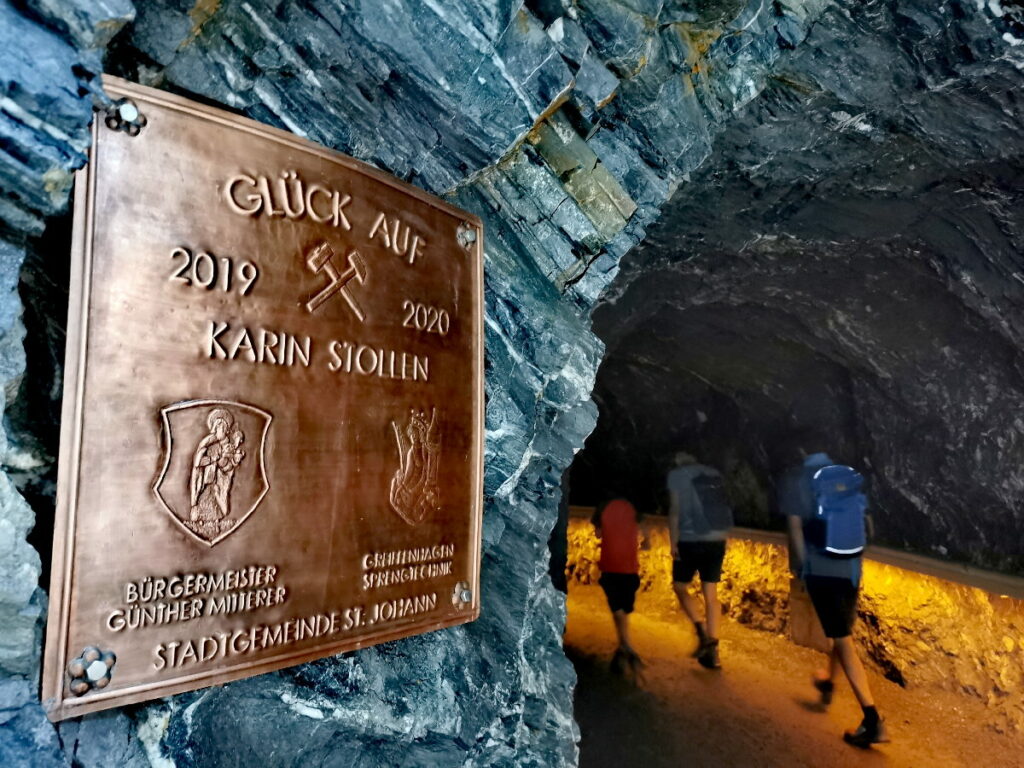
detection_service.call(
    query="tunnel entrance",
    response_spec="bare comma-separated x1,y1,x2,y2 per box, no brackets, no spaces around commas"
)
560,10,1024,756
569,233,1024,573
567,160,1024,578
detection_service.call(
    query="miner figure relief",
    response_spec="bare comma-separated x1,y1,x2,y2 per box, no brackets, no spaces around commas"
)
188,407,246,539
389,408,442,526
154,400,272,546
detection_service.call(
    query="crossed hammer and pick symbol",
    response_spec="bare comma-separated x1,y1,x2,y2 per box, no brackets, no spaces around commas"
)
304,241,368,321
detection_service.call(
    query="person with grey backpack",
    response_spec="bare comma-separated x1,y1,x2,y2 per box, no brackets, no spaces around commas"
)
779,448,889,748
667,451,734,669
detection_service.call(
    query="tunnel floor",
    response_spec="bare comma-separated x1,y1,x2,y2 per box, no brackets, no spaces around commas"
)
565,584,1022,767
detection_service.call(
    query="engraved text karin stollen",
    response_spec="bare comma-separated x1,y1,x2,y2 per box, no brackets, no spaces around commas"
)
154,400,272,546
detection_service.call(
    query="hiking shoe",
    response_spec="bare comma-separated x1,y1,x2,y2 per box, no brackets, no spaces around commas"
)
626,649,646,681
691,622,709,657
813,677,834,706
696,639,721,669
610,648,629,676
843,718,889,748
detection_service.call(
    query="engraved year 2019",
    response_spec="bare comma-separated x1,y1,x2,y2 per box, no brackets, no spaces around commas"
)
170,247,259,295
401,301,450,335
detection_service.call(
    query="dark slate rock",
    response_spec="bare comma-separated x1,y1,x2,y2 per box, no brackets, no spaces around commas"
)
59,708,150,768
574,52,619,106
20,0,136,50
0,3,98,233
0,0,912,765
582,0,1024,575
549,16,593,67
574,0,652,76
0,679,64,767
492,9,575,118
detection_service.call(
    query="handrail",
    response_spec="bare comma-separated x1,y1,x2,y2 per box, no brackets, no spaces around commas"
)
568,507,1024,600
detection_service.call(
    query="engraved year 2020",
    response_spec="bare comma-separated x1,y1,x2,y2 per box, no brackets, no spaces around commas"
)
170,247,259,295
401,301,450,336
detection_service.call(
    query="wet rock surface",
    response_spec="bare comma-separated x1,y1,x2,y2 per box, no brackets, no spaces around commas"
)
576,0,1024,574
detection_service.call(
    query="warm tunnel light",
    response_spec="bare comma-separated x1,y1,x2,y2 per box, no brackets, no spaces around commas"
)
566,514,1024,732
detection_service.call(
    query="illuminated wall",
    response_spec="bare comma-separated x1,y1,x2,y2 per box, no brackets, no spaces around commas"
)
567,516,1024,731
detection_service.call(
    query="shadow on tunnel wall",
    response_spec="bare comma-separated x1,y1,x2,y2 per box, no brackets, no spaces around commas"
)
8,216,73,594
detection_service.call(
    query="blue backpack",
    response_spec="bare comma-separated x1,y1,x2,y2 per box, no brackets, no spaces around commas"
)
810,465,867,558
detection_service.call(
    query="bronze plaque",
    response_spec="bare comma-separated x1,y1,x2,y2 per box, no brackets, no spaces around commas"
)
42,77,483,721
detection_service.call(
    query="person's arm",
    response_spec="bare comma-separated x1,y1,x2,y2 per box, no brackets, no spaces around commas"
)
668,490,680,558
787,515,806,576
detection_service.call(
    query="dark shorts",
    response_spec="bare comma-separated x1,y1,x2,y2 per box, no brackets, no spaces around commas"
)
673,540,726,584
599,572,641,614
805,574,859,638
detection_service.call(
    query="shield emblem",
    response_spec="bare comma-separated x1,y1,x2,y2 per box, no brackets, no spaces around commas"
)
389,407,442,526
153,399,272,546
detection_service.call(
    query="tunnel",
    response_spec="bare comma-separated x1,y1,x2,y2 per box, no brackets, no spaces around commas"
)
2,0,1024,766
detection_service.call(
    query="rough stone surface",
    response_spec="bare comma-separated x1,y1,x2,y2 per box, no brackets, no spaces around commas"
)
20,0,136,52
0,2,103,237
0,237,43,682
4,0,980,764
577,0,1024,574
0,678,64,768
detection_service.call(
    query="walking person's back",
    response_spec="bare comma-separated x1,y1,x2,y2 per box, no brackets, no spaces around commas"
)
780,449,889,748
667,452,733,669
592,496,645,676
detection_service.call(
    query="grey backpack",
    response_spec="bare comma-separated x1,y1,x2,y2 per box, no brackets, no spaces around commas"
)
692,473,734,533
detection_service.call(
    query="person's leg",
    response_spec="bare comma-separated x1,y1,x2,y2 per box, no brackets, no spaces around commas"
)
695,580,722,669
813,640,841,681
673,544,706,639
700,580,720,640
673,580,702,626
611,609,633,653
836,633,887,746
698,540,726,641
811,641,838,706
833,636,874,707
821,579,887,747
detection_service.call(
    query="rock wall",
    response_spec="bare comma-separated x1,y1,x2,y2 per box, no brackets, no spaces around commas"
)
575,0,1024,575
1,0,861,765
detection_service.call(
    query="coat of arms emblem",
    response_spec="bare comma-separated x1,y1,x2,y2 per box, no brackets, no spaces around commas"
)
389,408,441,526
153,400,272,546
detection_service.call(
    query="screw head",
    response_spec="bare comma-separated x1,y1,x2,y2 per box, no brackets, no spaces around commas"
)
118,101,139,123
456,223,478,249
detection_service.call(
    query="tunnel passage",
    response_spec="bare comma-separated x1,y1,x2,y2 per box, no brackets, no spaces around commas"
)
573,238,1024,573
571,2,1024,576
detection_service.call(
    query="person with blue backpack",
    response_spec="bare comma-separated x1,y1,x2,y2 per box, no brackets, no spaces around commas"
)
667,451,734,669
779,448,889,748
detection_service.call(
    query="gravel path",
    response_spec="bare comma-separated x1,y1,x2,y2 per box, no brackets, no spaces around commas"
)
566,584,1023,768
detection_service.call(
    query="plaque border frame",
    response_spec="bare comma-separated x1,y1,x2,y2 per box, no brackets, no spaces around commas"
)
41,76,485,721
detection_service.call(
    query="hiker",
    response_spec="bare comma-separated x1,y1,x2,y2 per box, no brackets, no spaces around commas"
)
667,452,733,669
592,494,645,676
779,448,888,748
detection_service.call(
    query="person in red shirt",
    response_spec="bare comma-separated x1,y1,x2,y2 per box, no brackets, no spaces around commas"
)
592,496,645,675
